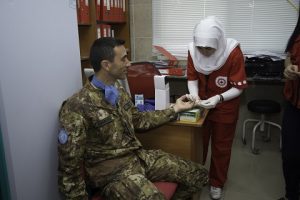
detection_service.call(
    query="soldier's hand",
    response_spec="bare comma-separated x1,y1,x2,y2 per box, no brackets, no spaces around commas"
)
172,94,196,113
186,94,201,105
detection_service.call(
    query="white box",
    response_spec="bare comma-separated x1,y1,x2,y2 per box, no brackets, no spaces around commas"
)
154,75,169,90
154,75,170,110
155,88,170,110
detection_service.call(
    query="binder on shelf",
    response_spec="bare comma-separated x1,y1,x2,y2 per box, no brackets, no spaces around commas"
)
116,0,120,22
111,29,115,38
97,24,104,38
77,0,79,22
117,0,121,22
100,0,110,22
97,26,101,38
111,0,117,22
107,0,114,22
121,0,126,22
95,0,101,21
107,24,111,37
116,0,119,22
109,0,114,22
97,24,111,38
98,0,125,23
77,0,90,24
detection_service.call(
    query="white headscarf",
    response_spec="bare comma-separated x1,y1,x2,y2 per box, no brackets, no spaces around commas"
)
188,16,239,75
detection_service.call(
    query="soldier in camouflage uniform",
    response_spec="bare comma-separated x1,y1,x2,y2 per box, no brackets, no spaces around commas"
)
58,37,208,200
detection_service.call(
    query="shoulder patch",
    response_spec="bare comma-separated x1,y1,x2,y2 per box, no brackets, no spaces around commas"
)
95,116,113,127
58,129,68,144
123,101,132,111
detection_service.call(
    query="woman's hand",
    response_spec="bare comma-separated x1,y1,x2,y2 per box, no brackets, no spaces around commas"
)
199,95,220,109
284,65,300,80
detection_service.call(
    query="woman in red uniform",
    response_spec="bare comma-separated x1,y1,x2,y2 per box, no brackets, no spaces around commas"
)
279,5,300,200
187,16,247,200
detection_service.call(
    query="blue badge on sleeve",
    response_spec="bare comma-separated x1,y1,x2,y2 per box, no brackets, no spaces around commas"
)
58,129,68,144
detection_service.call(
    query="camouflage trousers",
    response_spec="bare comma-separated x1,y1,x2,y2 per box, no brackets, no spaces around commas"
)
102,149,208,200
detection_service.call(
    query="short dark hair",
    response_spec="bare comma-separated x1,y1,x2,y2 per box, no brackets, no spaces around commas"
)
90,37,125,72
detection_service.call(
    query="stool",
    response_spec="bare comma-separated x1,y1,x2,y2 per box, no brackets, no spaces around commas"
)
242,99,282,154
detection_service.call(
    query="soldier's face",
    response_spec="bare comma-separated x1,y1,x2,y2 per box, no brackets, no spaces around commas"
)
109,45,130,80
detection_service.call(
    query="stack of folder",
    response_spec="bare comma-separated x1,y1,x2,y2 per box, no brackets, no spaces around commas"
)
97,24,112,38
95,0,126,23
153,45,178,66
152,46,185,76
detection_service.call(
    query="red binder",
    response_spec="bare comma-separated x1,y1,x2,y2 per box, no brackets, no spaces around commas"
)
97,25,101,38
115,0,120,22
107,24,111,37
107,0,114,22
97,24,111,38
95,0,101,21
77,0,90,24
111,0,116,22
111,28,115,38
117,0,121,22
100,0,110,22
121,0,126,22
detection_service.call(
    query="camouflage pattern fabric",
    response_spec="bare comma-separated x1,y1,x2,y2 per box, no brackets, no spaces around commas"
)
103,149,208,200
58,81,208,199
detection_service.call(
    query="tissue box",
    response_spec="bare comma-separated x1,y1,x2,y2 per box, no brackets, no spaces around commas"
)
155,88,170,110
154,75,170,110
179,109,201,122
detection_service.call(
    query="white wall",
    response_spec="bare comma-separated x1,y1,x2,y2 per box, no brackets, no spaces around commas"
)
0,0,82,199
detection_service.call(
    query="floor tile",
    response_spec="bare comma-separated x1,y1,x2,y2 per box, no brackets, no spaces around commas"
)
198,126,285,200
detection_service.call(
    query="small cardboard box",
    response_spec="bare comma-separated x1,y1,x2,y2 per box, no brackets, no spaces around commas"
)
179,109,201,122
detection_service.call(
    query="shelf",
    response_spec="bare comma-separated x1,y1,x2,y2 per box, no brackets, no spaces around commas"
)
96,20,126,25
81,56,89,61
78,23,92,27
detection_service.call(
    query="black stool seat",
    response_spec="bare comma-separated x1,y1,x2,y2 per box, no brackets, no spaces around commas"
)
248,99,281,114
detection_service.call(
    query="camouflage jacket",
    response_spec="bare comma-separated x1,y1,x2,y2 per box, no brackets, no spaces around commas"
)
58,81,176,200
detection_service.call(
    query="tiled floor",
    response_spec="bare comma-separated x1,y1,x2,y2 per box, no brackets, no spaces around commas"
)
199,125,285,200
